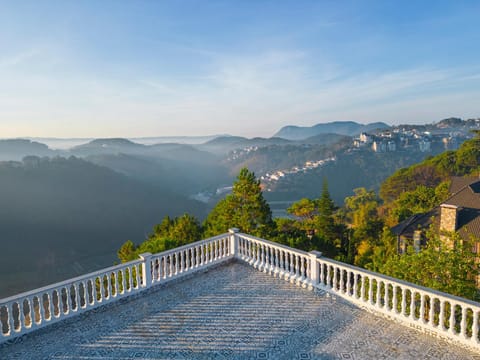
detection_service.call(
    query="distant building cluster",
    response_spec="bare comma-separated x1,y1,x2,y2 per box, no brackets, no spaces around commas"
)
260,157,336,187
352,127,472,153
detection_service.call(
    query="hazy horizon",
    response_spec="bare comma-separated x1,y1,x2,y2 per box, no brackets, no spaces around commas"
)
1,1,479,138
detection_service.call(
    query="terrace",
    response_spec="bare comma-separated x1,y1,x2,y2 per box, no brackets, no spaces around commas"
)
1,230,479,359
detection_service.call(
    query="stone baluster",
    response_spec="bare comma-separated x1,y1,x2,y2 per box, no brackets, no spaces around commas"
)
339,269,344,293
26,298,33,328
168,254,173,277
419,294,426,323
81,281,88,306
280,250,285,276
180,251,185,273
62,285,72,314
368,277,374,305
47,293,54,319
333,266,339,291
276,249,281,273
38,296,46,322
284,252,289,275
353,272,358,298
409,291,416,320
72,285,78,309
376,280,381,307
346,271,352,295
7,304,14,335
449,303,456,335
264,246,269,271
252,241,256,264
401,288,407,316
271,248,276,274
295,255,300,279
300,256,306,281
461,306,468,339
199,245,204,266
384,283,389,310
174,253,179,275
196,246,200,267
106,275,112,299
392,285,398,313
161,257,166,280
319,262,324,286
258,243,263,269
19,300,27,331
439,300,446,330
326,265,331,289
429,297,435,326
238,237,243,258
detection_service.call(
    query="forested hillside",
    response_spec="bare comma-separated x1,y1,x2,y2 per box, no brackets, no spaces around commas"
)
0,156,205,297
380,133,480,202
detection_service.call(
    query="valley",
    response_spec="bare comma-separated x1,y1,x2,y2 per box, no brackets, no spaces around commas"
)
0,118,479,296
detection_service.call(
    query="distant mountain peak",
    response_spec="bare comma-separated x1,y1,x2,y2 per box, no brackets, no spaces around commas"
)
274,121,390,140
87,138,143,147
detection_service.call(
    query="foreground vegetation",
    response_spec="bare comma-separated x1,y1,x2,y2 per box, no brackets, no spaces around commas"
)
119,132,480,301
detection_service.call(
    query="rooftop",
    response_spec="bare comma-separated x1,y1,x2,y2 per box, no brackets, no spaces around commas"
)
1,261,477,360
1,232,479,359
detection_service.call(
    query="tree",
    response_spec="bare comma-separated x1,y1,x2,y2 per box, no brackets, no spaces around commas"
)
117,240,136,263
315,179,337,245
203,168,274,237
117,214,202,263
379,229,479,300
344,188,384,266
386,181,450,225
168,214,202,246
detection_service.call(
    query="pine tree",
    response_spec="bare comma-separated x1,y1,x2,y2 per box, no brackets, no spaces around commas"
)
204,168,274,237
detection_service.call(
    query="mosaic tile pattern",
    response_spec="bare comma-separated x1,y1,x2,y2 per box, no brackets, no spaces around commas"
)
1,261,479,359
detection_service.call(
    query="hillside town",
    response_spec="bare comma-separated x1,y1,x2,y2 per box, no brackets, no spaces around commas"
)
260,157,336,189
353,119,480,153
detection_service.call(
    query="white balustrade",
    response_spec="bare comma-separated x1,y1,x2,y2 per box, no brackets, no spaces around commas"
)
236,234,310,286
2,230,480,352
316,256,480,350
0,233,233,343
234,232,480,351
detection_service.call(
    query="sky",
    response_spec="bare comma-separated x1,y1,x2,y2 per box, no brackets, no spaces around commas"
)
0,0,479,138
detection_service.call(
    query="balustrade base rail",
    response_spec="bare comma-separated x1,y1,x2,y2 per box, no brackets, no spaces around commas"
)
2,230,480,352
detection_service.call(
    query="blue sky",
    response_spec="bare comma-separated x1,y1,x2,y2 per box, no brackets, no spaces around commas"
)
1,0,479,138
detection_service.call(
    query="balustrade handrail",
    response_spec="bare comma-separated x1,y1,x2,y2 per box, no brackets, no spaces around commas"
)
236,232,309,256
0,233,231,305
0,259,143,305
316,256,480,308
237,232,480,309
150,233,230,259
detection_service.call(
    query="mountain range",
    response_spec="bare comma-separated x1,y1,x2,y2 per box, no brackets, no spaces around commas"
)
273,121,390,140
1,118,476,296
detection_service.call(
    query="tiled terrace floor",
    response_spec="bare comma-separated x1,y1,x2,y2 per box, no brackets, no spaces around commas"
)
1,261,479,360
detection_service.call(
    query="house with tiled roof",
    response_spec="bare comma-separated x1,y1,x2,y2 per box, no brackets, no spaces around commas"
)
392,176,480,254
